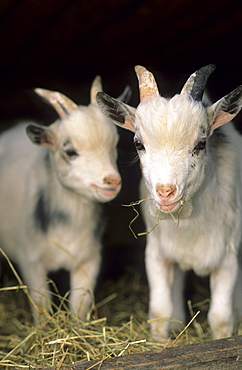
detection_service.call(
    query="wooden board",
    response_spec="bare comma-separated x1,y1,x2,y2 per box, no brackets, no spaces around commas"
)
40,335,242,369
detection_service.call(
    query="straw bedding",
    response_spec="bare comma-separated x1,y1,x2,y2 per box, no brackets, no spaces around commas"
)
0,252,213,369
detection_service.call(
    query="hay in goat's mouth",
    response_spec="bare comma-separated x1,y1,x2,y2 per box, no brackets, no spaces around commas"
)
123,197,187,238
123,198,160,238
0,256,212,368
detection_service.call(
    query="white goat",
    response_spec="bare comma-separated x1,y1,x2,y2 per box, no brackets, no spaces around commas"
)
97,65,242,340
0,76,127,321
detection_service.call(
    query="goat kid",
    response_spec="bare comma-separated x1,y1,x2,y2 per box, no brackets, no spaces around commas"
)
97,65,242,340
0,76,127,321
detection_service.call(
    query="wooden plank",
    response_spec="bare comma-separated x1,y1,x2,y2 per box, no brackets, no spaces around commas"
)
40,335,242,369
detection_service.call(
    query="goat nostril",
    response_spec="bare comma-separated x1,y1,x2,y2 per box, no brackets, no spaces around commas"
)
156,184,177,199
104,176,121,187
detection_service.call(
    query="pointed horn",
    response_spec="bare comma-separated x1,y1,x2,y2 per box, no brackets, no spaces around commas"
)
135,65,159,102
180,64,216,101
35,88,78,119
116,85,132,103
90,75,102,105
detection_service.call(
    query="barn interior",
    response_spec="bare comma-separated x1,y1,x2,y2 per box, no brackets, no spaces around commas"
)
0,0,241,326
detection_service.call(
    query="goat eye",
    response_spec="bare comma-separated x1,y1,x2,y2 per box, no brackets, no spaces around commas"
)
193,139,206,153
134,139,145,151
65,148,78,157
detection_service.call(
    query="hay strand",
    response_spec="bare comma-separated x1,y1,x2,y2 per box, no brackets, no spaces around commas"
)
123,196,188,237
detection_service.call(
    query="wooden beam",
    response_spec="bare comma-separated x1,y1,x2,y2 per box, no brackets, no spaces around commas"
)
41,335,242,369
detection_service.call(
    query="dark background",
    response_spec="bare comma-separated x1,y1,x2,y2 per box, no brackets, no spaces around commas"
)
0,0,241,285
0,0,241,119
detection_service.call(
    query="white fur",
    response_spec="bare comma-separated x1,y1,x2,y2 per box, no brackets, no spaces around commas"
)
140,119,242,340
97,66,242,340
0,85,121,321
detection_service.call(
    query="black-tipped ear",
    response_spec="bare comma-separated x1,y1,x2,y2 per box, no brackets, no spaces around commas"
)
26,124,56,150
207,85,242,132
220,86,242,115
96,92,136,132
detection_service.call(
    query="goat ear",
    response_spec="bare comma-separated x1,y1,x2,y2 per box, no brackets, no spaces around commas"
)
207,86,242,133
35,88,78,119
96,92,136,132
26,124,56,150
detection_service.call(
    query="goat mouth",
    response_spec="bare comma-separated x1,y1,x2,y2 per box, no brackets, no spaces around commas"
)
91,185,120,198
159,200,181,212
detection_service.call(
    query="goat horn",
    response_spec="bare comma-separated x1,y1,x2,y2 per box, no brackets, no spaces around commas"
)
135,65,159,102
90,75,102,105
180,64,216,101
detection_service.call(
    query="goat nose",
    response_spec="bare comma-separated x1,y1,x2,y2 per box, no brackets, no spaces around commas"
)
103,175,122,188
156,184,177,200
